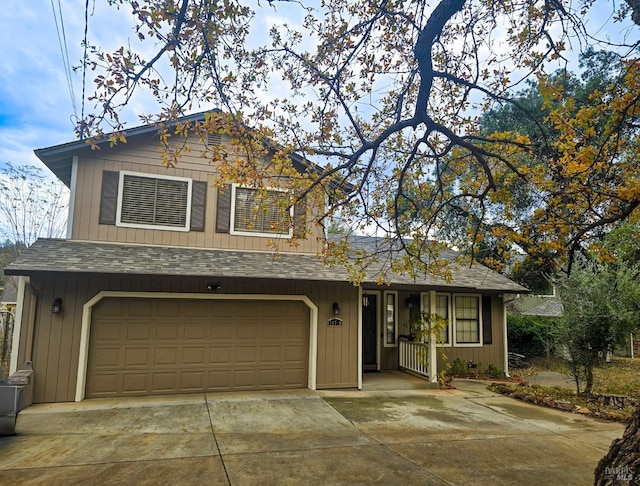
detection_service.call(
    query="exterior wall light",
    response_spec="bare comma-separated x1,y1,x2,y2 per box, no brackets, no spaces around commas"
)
52,297,63,314
332,302,341,317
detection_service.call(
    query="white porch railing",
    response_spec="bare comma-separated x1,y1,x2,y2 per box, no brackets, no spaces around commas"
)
399,338,429,377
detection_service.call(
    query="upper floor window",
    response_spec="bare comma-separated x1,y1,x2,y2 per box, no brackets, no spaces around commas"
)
99,170,207,233
117,172,192,231
230,184,293,238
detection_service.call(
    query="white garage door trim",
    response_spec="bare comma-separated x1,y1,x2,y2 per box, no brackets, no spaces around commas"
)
76,291,318,402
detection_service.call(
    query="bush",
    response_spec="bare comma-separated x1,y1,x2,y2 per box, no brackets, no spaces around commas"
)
507,315,548,357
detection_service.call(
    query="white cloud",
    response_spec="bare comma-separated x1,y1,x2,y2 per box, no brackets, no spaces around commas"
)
0,0,636,180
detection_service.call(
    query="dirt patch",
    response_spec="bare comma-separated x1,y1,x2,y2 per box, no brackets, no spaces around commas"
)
489,383,637,422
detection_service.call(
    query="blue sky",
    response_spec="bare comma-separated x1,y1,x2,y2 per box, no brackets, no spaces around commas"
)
0,1,144,175
0,0,303,177
0,1,636,180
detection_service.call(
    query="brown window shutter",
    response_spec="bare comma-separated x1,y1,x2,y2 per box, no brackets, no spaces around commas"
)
482,296,493,345
293,201,306,239
216,184,232,233
99,171,119,225
190,181,207,232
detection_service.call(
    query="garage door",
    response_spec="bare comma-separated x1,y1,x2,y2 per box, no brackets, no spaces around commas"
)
86,298,310,398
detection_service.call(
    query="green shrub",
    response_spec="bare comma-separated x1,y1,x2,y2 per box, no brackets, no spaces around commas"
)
447,358,468,375
507,315,549,357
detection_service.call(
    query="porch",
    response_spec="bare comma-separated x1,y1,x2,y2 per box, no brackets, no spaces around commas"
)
362,369,436,391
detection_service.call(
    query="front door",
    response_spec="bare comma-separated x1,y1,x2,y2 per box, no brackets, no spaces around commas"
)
362,293,377,370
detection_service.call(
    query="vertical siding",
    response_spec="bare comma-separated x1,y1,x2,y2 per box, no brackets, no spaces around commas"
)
436,295,506,374
313,282,359,388
26,274,359,403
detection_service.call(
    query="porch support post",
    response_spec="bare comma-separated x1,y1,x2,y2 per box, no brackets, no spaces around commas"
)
428,290,438,383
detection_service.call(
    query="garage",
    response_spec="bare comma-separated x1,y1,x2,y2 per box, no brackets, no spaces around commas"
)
86,297,310,398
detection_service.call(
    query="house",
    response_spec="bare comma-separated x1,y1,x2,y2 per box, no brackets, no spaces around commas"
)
0,277,17,313
5,112,528,403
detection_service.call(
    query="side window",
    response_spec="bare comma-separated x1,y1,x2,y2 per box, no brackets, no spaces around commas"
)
383,291,398,347
435,293,451,345
421,292,451,346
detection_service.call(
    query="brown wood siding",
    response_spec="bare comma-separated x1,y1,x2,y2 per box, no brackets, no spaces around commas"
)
70,136,324,254
436,295,506,373
26,274,358,403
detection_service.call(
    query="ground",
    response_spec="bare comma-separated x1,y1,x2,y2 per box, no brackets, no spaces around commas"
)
0,374,625,485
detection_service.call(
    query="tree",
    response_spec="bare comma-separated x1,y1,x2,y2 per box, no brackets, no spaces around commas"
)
556,220,640,395
79,0,639,282
594,411,640,485
0,241,26,287
437,48,638,276
0,163,69,255
65,1,640,479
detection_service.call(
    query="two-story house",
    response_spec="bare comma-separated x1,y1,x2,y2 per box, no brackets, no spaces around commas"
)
5,112,527,403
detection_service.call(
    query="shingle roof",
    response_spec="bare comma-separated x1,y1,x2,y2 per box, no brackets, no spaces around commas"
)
522,299,564,317
5,238,528,293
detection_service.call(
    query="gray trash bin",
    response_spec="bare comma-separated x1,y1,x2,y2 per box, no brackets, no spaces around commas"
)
0,362,34,435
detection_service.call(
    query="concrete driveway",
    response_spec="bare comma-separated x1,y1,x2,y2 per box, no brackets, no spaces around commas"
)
0,374,625,485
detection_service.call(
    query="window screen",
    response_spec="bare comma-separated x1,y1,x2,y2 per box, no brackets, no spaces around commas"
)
119,174,190,229
233,187,290,236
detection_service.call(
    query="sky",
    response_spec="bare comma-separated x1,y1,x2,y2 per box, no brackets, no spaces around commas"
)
0,1,128,175
0,0,313,179
0,0,637,181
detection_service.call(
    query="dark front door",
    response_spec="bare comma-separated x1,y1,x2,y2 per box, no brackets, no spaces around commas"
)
362,294,377,370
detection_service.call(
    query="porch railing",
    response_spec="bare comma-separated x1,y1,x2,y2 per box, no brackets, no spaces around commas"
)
399,338,429,377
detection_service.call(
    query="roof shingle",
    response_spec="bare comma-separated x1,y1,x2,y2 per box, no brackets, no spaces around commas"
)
5,239,529,293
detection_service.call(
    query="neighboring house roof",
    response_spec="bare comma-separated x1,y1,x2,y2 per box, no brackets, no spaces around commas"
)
522,300,564,317
507,292,564,317
5,239,528,293
0,276,18,305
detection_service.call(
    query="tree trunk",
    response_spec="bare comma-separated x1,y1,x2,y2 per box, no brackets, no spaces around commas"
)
594,404,640,485
585,364,594,395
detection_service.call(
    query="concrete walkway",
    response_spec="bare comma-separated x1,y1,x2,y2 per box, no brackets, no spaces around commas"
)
526,370,577,389
0,375,624,485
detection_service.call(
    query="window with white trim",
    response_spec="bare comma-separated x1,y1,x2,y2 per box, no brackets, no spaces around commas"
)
230,184,292,237
383,291,398,347
420,292,452,346
116,172,192,232
453,294,482,345
435,293,451,345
